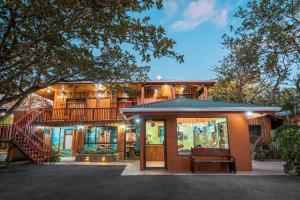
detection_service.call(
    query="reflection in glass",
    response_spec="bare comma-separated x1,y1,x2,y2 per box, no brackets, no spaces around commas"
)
177,118,229,155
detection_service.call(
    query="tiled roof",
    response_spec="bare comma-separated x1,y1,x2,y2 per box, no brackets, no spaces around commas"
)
122,99,281,113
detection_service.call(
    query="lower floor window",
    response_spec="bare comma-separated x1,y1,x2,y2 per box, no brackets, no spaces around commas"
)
84,126,117,151
177,118,229,155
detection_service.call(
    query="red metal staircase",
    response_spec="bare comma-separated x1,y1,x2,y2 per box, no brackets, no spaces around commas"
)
0,109,52,164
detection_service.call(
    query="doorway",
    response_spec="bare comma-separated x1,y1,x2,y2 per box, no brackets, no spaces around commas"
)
145,120,166,168
124,126,140,160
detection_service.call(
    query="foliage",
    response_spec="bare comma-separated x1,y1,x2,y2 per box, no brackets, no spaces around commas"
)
278,88,299,119
211,0,300,105
48,153,61,162
80,147,116,154
274,125,300,175
0,1,183,118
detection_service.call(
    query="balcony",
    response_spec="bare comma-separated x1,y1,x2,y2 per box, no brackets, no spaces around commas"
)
35,108,123,124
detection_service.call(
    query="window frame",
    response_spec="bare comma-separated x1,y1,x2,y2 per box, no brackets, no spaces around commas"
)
176,117,231,156
83,126,118,149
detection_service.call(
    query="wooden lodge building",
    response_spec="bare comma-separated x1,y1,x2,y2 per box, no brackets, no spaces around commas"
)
0,80,281,172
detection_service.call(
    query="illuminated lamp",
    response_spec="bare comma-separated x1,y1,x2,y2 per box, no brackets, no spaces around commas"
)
156,75,162,80
135,118,141,123
246,111,254,117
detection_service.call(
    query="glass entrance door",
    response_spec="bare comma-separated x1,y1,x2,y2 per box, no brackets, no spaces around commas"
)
145,120,165,168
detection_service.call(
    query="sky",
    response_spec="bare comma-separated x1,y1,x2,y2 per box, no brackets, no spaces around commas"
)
137,0,246,80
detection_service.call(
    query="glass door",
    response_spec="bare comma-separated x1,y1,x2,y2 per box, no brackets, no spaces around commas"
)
145,120,165,168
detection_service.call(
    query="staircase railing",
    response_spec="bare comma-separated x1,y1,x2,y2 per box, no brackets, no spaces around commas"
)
12,109,52,164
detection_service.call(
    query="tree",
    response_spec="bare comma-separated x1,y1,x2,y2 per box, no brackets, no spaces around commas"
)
0,0,184,119
212,0,300,105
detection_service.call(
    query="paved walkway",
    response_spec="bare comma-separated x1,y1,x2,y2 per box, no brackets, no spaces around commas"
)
55,158,285,176
0,164,299,200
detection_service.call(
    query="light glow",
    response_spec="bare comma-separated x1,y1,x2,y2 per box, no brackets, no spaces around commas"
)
246,111,254,117
120,125,126,129
156,75,162,80
135,118,141,123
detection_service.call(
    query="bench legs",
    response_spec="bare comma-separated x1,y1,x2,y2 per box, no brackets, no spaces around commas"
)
191,162,236,174
229,162,236,174
191,162,195,173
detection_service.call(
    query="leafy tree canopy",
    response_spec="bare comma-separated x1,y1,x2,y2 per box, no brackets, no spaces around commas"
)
211,0,300,106
0,0,184,117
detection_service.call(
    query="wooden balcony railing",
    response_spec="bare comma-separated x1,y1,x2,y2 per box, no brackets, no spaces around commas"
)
35,108,123,123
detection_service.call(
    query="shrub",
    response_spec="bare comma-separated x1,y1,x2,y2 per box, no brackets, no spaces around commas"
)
274,125,300,175
80,147,116,154
48,154,61,162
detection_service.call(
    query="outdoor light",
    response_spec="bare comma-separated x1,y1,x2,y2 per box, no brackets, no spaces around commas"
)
135,118,141,123
95,83,103,89
77,125,85,130
97,91,105,98
85,156,90,161
101,156,106,162
156,75,162,80
246,111,254,117
36,126,44,130
120,125,126,129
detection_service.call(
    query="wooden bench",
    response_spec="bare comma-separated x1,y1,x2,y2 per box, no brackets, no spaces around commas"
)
191,147,236,173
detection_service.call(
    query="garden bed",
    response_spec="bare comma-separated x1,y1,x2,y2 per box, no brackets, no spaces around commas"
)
75,153,120,162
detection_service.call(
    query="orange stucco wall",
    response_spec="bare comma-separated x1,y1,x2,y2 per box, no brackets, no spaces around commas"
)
139,112,253,172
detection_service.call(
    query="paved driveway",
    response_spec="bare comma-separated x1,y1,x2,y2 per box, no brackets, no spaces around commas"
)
0,164,299,200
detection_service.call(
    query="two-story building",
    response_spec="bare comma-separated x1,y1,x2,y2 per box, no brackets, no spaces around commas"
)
33,80,215,160
1,79,281,172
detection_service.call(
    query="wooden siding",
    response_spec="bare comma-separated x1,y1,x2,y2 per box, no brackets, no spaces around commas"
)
248,116,272,143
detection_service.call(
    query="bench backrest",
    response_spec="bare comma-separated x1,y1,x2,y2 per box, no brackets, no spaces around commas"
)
191,147,230,157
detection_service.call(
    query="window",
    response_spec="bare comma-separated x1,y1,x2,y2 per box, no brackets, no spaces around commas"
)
84,126,117,151
177,118,229,155
146,121,165,145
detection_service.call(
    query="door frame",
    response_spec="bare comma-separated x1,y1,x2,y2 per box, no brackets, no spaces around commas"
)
63,129,73,150
124,125,140,160
144,119,167,170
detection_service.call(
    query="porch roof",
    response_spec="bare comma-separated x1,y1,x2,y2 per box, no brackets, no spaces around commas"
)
121,99,281,113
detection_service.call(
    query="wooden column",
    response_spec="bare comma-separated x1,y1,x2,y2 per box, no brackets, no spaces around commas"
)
140,118,145,170
117,126,125,160
171,85,176,99
141,86,145,104
203,85,208,100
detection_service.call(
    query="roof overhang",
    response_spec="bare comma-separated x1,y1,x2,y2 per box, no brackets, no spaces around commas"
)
121,106,281,114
